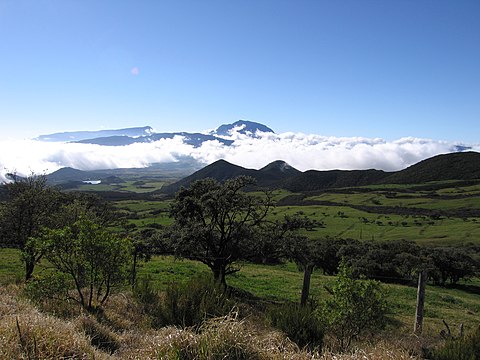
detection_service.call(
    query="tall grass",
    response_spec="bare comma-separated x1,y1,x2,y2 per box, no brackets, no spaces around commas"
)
0,285,106,359
0,283,422,359
268,302,324,350
134,274,235,328
428,326,480,360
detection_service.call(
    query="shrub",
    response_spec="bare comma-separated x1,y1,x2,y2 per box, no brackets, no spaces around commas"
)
25,271,69,303
318,261,388,351
268,302,323,350
32,218,132,311
24,271,82,318
135,274,234,328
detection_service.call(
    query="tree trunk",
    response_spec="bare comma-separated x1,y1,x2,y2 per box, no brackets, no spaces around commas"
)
300,264,314,307
211,260,227,289
25,259,35,281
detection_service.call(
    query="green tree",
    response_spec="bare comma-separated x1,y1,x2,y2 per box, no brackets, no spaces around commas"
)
168,176,272,286
0,174,65,280
318,261,388,350
32,218,132,311
428,247,479,286
274,215,323,306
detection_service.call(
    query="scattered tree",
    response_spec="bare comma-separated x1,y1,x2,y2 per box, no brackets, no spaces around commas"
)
0,174,65,280
277,215,323,306
32,218,132,311
168,176,272,286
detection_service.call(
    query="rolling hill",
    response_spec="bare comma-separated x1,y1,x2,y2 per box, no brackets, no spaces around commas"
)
160,151,480,194
160,159,300,194
42,151,480,195
380,151,480,184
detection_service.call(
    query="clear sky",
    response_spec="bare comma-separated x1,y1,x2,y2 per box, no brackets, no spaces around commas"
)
0,0,479,142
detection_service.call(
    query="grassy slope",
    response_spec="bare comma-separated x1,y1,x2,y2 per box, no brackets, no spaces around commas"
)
1,249,478,336
75,180,166,193
114,181,480,245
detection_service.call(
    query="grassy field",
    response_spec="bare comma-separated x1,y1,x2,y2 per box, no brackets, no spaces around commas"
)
269,204,480,245
107,180,480,245
1,248,478,337
75,179,167,193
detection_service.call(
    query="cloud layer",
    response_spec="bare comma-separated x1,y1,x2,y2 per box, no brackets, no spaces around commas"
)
0,131,478,183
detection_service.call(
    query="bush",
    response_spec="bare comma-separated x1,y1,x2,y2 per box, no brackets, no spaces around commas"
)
429,326,480,360
268,302,323,350
135,274,234,328
318,261,388,350
25,271,70,304
33,218,132,311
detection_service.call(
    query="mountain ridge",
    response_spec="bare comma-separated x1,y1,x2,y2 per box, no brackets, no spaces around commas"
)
44,151,480,194
159,151,480,194
35,120,270,147
35,126,153,142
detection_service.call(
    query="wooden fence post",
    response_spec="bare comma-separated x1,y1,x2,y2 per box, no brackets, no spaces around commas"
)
414,270,427,334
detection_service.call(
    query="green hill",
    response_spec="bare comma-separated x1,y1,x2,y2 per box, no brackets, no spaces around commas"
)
160,151,480,194
381,151,480,184
160,159,301,194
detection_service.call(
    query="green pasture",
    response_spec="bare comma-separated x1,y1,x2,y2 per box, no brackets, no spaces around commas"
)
108,179,480,245
76,180,166,193
114,199,173,227
437,184,480,195
305,191,480,210
268,204,480,245
115,200,171,212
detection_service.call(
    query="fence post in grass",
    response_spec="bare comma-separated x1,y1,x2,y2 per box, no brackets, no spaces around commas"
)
300,264,313,307
414,270,427,334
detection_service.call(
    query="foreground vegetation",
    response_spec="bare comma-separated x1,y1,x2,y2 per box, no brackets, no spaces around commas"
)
1,283,422,359
1,248,480,358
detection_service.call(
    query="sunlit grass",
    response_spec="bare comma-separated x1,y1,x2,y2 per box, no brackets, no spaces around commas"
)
2,248,479,339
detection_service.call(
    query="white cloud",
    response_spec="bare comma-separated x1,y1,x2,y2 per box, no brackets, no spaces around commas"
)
0,131,478,183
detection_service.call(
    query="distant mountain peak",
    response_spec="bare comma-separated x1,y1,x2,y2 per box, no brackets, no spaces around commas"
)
213,120,274,137
34,121,274,147
260,160,297,173
35,126,153,142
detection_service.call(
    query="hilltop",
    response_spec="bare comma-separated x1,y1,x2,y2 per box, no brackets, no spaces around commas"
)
160,159,300,194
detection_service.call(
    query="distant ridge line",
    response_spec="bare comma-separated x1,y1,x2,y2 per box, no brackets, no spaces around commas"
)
159,151,480,194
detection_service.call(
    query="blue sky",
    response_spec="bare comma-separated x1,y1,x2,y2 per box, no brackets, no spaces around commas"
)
0,0,479,142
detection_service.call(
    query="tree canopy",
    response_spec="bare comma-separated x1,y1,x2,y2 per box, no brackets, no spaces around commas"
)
0,174,121,280
168,176,273,285
0,175,66,279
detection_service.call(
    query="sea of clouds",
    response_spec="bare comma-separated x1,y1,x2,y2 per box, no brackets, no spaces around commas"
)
0,130,478,183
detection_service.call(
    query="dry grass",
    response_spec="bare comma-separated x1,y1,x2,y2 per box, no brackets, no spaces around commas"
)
0,285,107,359
320,342,418,359
0,284,422,359
116,312,314,359
99,292,150,332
